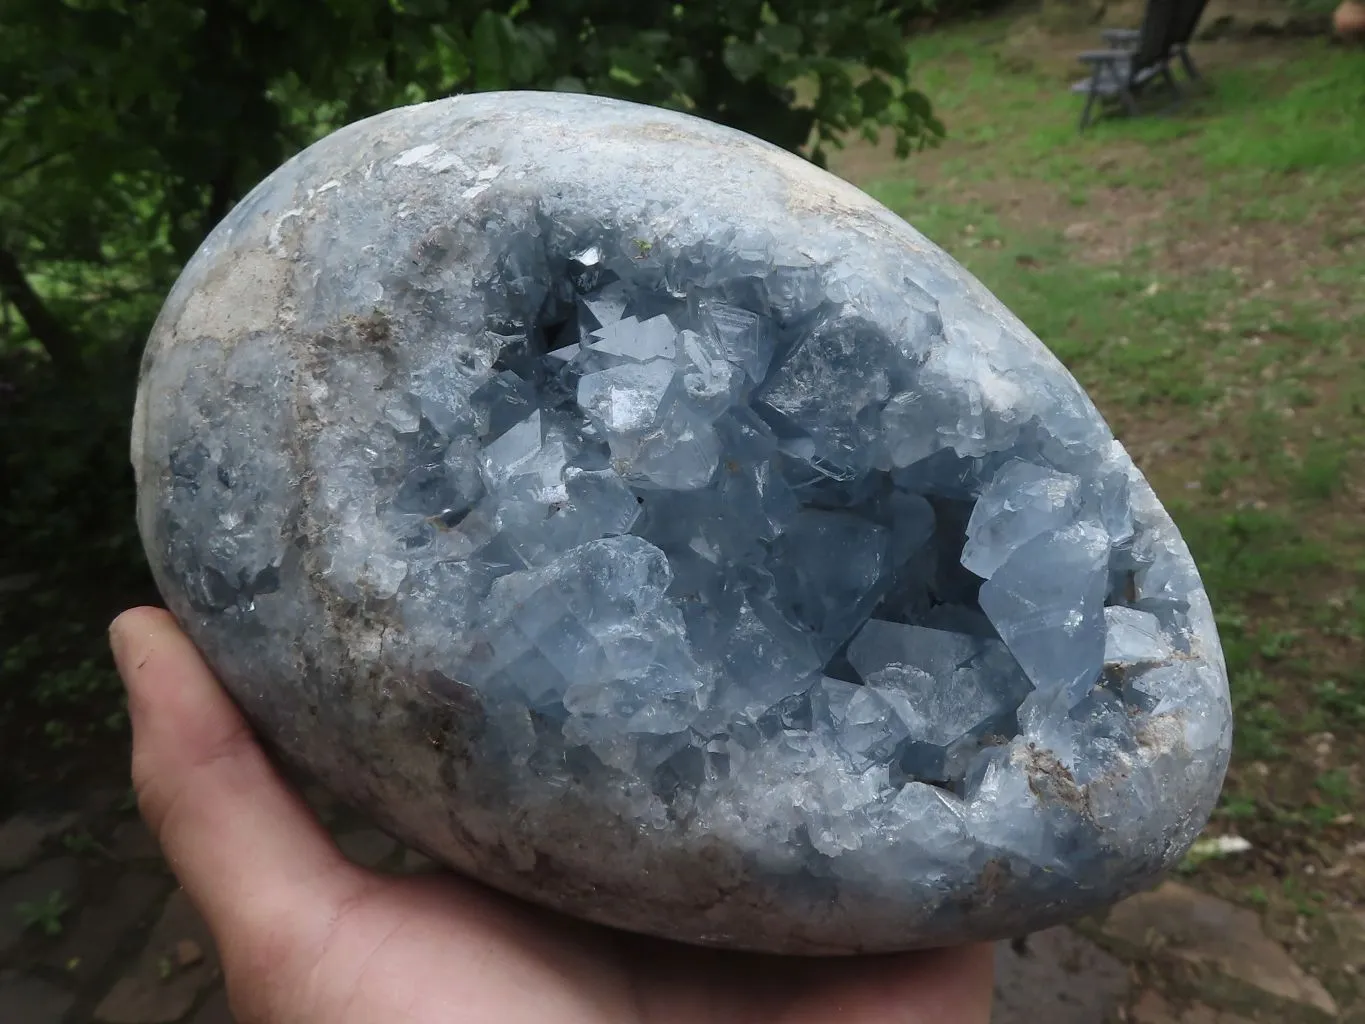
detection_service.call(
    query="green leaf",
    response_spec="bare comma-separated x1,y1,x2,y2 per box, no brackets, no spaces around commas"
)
506,22,553,84
865,38,910,78
757,23,802,53
904,89,934,119
722,40,766,83
430,27,472,91
471,10,508,91
857,76,895,116
608,43,659,85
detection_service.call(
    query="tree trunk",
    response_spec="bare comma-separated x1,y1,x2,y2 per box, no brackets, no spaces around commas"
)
0,247,84,376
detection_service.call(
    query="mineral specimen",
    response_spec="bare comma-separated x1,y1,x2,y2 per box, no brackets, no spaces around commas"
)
132,91,1232,953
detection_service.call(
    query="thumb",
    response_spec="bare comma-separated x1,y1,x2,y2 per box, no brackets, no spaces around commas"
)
110,607,364,957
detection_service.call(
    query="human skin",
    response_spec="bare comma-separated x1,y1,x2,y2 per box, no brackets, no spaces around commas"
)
109,606,995,1024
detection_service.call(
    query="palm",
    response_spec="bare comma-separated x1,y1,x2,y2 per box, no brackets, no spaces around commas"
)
112,606,992,1024
233,870,990,1024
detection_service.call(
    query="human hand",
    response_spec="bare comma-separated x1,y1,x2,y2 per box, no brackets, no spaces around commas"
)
110,606,995,1024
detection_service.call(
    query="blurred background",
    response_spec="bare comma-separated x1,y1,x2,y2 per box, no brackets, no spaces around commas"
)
0,1,1360,1020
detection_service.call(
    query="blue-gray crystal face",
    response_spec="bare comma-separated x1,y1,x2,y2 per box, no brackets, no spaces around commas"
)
132,92,1232,953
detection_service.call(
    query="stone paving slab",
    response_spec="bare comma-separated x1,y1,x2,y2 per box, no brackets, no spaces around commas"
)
1095,882,1339,1022
93,890,221,1024
187,988,233,1024
1,856,81,959
992,927,1131,1024
44,871,170,986
1129,989,1259,1024
0,812,81,874
0,968,77,1023
108,821,161,865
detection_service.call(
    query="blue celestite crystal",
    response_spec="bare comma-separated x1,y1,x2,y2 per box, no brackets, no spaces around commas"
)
132,91,1232,954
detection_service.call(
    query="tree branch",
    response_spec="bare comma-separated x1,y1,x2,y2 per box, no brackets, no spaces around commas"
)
0,146,75,186
0,247,84,375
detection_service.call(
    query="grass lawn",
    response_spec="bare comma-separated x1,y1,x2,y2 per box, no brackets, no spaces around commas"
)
833,14,1365,924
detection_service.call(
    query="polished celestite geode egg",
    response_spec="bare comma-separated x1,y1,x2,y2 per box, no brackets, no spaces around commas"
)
132,92,1231,953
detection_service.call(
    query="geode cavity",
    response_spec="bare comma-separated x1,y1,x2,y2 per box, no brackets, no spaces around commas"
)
133,92,1231,953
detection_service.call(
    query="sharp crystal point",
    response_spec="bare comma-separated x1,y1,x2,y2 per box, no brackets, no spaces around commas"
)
980,520,1111,705
1104,605,1172,666
961,459,1083,579
589,314,679,361
576,361,676,436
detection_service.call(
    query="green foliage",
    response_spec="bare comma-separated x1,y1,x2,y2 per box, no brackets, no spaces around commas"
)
15,889,69,937
61,828,105,856
1285,0,1340,15
0,357,148,761
1293,441,1346,501
2,0,945,366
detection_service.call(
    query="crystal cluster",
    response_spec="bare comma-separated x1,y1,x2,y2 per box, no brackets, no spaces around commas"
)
133,91,1232,952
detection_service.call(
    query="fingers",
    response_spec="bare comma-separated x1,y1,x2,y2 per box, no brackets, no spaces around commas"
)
788,942,995,1024
881,943,996,1024
109,607,363,954
624,934,995,1024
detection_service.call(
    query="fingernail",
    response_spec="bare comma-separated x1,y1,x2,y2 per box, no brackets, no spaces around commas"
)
108,614,136,673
